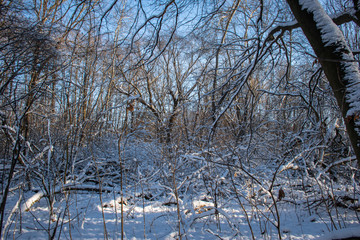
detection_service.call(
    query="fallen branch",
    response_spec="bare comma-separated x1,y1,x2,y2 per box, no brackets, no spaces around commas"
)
22,184,122,212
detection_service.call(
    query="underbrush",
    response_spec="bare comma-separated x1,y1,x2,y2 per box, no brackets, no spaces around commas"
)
1,136,359,239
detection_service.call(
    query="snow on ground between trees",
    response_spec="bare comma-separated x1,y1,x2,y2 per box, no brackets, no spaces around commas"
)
3,166,360,239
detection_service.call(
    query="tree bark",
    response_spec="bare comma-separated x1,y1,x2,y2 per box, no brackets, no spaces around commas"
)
286,0,360,167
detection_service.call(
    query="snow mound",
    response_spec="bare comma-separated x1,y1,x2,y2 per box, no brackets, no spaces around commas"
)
317,226,360,240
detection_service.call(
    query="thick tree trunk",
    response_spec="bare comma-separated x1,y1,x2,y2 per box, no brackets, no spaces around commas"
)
286,0,360,167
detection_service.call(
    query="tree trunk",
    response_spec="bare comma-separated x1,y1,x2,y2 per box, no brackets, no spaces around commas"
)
286,0,360,167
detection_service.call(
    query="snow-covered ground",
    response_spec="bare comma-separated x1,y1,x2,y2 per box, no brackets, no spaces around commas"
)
3,184,359,239
2,138,359,239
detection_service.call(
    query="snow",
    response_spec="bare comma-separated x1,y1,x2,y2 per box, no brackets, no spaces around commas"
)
342,59,360,120
3,1,360,239
317,226,360,240
3,177,359,239
299,0,344,48
21,191,44,212
2,136,359,239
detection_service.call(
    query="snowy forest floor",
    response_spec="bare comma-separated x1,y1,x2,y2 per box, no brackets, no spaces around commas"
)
2,138,360,239
3,176,360,239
